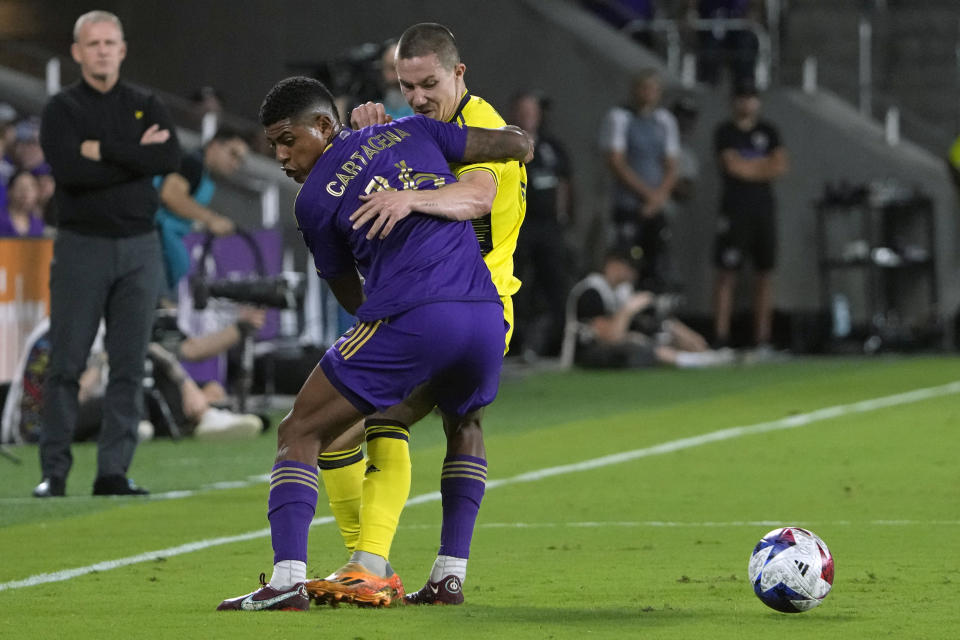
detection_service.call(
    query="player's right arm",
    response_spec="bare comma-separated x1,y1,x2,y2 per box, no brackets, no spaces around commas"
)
350,174,494,239
461,125,533,164
295,189,364,312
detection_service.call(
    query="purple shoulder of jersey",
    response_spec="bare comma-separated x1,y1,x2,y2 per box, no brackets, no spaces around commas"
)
293,116,498,321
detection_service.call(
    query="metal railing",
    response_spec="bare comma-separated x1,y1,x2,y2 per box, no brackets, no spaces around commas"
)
620,17,773,89
802,12,959,154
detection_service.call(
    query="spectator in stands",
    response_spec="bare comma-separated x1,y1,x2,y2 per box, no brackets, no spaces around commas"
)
377,40,415,121
190,86,224,124
568,248,733,368
0,170,46,237
11,118,47,173
155,127,250,293
188,86,226,145
687,0,761,87
509,90,573,357
599,68,679,292
0,103,17,186
711,79,789,351
34,10,180,498
31,164,57,225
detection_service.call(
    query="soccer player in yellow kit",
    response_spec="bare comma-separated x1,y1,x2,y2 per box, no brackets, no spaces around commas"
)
307,23,526,606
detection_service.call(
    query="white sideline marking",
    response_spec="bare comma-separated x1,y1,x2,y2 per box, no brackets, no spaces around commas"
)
397,520,960,530
2,380,958,593
0,474,272,505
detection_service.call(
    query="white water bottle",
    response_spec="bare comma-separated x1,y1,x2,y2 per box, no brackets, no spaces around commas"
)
832,294,851,338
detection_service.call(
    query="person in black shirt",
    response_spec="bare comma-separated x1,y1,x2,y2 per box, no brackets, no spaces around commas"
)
34,10,180,498
711,80,788,351
509,91,573,357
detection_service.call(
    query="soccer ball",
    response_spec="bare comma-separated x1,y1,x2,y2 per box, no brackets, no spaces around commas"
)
748,526,834,613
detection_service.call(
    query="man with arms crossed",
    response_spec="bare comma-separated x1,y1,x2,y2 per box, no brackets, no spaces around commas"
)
35,10,179,497
310,23,527,606
217,76,531,611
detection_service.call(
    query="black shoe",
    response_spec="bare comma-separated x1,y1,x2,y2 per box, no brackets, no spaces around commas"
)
33,477,66,498
92,475,149,496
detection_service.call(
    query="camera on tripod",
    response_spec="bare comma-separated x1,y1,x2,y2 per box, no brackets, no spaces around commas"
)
190,272,306,310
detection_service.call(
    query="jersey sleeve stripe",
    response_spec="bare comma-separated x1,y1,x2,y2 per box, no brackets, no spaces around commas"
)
456,165,499,186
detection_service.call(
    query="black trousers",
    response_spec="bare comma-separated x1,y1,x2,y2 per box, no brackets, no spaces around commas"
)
39,229,161,481
613,208,670,293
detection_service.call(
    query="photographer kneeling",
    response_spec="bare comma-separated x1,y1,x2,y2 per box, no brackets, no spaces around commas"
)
569,249,734,369
152,304,266,409
68,310,265,443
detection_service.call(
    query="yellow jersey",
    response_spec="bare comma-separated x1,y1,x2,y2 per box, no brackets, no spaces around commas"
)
448,92,527,300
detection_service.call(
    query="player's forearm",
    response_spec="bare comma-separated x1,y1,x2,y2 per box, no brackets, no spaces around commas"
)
461,126,532,164
411,181,494,221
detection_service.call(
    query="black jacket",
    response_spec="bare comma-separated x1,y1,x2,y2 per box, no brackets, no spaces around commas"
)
40,78,181,237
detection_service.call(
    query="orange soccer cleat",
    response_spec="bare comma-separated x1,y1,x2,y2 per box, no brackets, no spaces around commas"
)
305,562,404,608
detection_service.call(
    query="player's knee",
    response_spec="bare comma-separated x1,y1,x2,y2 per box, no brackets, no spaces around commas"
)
276,412,311,451
443,416,483,442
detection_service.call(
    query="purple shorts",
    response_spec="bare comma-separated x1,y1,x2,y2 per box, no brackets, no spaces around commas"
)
320,300,506,417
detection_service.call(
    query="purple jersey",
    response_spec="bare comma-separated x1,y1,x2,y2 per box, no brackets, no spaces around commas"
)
295,115,499,321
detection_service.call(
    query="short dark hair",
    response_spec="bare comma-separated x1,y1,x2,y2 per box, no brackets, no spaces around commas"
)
259,76,340,127
207,126,250,147
397,23,460,69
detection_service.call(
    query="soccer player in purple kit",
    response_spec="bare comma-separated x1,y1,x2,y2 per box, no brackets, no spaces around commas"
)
216,76,532,611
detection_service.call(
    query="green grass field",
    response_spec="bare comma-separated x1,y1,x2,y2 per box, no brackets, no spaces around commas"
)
2,356,959,639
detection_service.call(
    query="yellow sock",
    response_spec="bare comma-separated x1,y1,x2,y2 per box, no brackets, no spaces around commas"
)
356,420,411,560
318,446,364,553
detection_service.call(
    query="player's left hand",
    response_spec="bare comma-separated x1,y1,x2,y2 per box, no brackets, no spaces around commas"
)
502,125,535,163
350,102,392,129
350,190,418,240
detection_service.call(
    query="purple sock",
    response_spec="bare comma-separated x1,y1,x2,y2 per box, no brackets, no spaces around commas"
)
268,461,319,564
438,455,487,559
